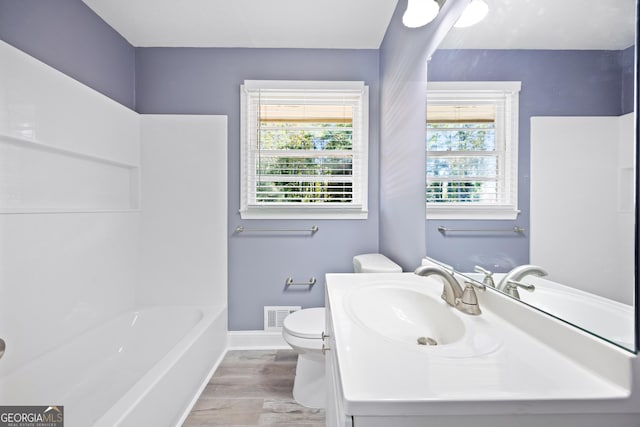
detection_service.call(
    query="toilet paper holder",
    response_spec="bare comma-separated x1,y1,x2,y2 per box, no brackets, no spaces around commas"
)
285,277,316,286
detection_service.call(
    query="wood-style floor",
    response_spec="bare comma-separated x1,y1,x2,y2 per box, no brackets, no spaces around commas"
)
182,350,325,426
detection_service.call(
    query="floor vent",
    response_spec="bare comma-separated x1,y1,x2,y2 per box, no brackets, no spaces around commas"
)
264,306,301,331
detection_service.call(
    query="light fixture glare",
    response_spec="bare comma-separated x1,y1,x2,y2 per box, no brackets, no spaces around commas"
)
454,0,489,28
402,0,440,28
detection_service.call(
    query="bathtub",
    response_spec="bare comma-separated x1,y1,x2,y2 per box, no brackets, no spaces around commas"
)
0,305,227,427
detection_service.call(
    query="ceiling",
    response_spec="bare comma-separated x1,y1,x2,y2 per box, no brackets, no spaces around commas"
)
82,0,635,50
81,0,399,49
439,0,636,50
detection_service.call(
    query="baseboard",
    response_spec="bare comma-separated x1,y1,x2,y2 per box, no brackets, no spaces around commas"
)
227,330,290,350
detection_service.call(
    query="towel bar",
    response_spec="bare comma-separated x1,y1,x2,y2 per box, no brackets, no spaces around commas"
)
235,225,319,234
438,226,525,234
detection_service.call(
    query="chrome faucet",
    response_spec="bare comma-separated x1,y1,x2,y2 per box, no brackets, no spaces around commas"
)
497,264,548,298
503,279,536,299
414,265,485,315
474,265,495,287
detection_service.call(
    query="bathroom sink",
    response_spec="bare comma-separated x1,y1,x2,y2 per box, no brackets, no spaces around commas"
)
345,284,466,347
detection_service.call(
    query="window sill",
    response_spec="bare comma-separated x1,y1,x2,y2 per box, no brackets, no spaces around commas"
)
426,205,520,220
240,206,368,220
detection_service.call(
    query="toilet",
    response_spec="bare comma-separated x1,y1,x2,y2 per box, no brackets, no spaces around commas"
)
282,253,402,408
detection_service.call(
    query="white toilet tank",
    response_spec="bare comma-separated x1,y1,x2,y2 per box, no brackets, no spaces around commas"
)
353,253,402,273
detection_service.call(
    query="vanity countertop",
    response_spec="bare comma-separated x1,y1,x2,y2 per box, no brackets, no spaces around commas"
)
325,272,635,417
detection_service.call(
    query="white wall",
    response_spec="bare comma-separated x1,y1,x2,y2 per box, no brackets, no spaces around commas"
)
530,115,634,304
0,41,140,374
138,115,227,307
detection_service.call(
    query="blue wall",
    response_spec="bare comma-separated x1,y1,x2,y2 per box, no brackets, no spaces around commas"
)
623,45,636,114
135,47,381,330
379,0,469,270
426,49,630,271
0,0,136,109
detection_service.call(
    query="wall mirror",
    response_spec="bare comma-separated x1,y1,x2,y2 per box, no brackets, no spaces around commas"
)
425,0,637,353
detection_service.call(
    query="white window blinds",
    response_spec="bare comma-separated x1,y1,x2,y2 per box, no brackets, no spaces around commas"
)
240,81,369,219
426,81,521,220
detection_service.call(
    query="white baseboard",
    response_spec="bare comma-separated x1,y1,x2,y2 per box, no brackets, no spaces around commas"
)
227,330,290,350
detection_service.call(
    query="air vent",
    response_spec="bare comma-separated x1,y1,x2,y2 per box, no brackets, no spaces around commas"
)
264,306,301,331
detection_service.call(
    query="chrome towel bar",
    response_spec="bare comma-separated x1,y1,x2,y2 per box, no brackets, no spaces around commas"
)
235,225,319,234
285,277,317,286
438,226,525,234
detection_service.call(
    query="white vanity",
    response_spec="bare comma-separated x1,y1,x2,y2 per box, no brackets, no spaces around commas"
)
324,273,639,427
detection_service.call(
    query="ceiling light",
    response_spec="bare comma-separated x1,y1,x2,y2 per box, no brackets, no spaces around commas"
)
402,0,440,28
454,0,489,28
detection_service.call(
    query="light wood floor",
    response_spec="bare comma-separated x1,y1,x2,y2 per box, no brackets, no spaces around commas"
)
182,350,325,426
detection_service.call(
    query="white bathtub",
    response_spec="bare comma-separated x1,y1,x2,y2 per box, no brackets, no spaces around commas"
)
0,305,227,427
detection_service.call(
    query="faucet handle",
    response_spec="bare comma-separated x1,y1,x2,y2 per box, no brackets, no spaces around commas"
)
473,265,491,275
466,279,486,291
456,281,482,315
506,279,535,292
473,265,495,287
504,279,535,299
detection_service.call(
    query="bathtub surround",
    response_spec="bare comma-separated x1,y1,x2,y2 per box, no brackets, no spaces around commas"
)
0,40,228,425
531,115,635,304
0,40,140,374
139,115,227,306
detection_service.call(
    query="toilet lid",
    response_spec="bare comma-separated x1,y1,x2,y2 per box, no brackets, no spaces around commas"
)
283,307,325,339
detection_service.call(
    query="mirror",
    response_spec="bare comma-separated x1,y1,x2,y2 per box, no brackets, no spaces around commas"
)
425,0,637,352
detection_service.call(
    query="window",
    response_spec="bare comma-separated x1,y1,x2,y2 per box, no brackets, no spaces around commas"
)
426,81,521,220
240,80,369,219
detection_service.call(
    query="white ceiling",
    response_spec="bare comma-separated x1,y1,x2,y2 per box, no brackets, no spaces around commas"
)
81,0,399,49
440,0,636,50
82,0,635,50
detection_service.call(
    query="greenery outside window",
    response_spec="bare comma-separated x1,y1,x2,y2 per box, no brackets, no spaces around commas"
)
240,80,369,219
426,81,521,220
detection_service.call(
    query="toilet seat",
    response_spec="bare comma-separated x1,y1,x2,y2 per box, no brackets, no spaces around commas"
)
283,307,325,339
282,330,324,352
